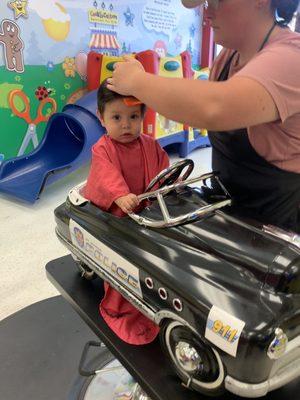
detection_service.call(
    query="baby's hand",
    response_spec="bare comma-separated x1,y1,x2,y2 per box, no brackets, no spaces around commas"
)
115,193,139,214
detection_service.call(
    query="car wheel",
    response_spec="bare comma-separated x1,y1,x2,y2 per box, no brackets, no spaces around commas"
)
160,320,225,396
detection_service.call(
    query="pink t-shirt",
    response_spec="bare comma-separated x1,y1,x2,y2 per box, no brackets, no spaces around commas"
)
210,28,300,173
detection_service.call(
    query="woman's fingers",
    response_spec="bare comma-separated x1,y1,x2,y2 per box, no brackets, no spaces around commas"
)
107,58,145,95
122,54,133,62
106,77,114,90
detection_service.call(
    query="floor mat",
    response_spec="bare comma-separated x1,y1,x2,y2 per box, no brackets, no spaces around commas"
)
0,296,99,400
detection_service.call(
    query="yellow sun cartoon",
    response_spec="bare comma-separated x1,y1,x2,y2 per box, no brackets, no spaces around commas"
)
42,2,70,41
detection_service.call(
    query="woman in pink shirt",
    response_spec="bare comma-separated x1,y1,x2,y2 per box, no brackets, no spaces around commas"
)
108,0,300,233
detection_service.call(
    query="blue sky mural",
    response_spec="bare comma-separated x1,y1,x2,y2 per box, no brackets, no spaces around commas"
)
0,0,202,67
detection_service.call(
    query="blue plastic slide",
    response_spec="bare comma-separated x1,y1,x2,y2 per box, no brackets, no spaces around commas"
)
0,90,104,203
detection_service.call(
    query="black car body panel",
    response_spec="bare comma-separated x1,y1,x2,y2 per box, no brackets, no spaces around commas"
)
54,185,300,396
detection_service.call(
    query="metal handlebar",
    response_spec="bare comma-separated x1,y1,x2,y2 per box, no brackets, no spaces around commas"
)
128,172,232,228
67,172,232,228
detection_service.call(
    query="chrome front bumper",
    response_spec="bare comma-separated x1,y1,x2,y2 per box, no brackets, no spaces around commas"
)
225,339,300,397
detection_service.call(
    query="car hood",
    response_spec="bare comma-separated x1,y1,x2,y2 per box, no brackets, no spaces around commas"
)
139,189,300,294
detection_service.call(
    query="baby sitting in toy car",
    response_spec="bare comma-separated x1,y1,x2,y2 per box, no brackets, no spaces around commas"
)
84,80,169,345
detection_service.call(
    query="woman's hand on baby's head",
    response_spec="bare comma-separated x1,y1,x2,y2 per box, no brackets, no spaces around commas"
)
115,193,140,214
107,56,145,96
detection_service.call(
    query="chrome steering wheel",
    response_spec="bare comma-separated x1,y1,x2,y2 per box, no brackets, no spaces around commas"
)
66,167,232,229
145,159,194,192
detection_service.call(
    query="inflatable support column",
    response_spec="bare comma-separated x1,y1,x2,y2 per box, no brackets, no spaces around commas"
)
0,90,104,203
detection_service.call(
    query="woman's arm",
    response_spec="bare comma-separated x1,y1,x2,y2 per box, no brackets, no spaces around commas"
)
108,57,279,131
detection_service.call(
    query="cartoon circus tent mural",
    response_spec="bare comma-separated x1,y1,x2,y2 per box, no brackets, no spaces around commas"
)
89,31,120,54
88,2,120,56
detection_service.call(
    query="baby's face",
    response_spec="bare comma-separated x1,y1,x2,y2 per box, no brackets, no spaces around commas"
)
99,99,143,144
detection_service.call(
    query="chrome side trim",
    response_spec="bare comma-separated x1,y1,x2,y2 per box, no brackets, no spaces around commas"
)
154,310,197,334
262,225,300,250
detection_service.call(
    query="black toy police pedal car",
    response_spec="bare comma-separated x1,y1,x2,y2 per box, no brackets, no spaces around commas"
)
54,159,300,398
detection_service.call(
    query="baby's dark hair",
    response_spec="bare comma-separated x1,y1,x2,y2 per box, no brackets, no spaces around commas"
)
271,0,299,25
97,78,146,116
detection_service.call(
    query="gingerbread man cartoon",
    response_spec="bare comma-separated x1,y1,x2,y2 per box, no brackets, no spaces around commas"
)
0,19,24,73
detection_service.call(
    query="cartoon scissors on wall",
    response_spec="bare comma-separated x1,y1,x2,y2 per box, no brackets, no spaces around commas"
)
9,89,57,156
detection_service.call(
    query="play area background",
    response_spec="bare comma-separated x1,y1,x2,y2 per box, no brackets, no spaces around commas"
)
0,0,202,162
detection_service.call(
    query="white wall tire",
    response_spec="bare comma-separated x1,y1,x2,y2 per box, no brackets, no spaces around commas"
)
160,320,225,396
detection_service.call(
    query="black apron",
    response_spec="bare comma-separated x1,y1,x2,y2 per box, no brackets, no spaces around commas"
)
208,52,300,233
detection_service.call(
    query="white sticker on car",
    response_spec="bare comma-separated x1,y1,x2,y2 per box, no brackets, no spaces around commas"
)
205,305,245,357
69,219,142,298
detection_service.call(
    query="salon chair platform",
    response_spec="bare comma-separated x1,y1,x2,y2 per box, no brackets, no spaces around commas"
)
46,255,300,400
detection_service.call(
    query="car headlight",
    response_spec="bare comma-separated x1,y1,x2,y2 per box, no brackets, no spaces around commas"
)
267,328,288,359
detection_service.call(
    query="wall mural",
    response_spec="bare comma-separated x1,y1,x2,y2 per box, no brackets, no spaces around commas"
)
0,0,202,162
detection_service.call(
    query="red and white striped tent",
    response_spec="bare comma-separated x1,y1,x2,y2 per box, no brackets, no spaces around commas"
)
89,32,120,53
